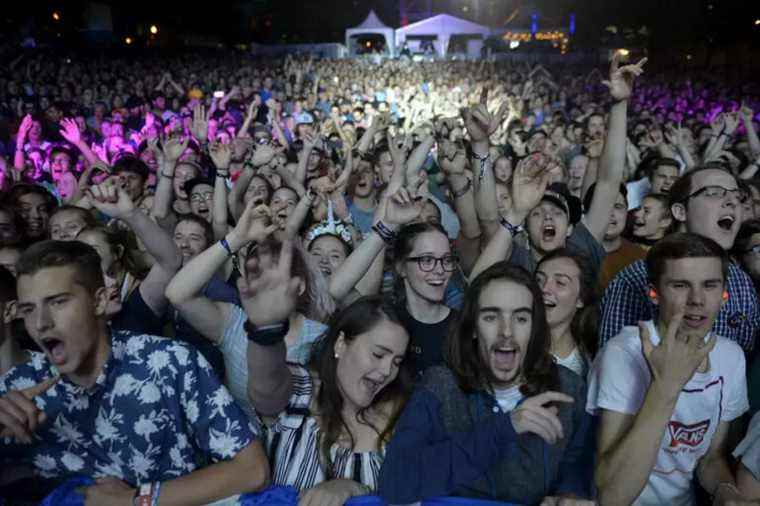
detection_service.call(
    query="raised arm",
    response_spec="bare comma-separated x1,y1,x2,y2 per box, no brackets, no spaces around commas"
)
165,200,276,342
469,155,550,281
59,118,99,167
88,182,182,316
13,115,32,171
151,136,188,223
209,142,232,241
595,319,715,505
239,239,299,417
328,188,422,302
741,104,760,158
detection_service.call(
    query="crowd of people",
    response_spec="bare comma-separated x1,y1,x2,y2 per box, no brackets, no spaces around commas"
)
0,44,760,505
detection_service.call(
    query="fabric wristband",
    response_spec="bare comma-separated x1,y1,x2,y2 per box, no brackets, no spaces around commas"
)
244,320,290,346
133,483,157,506
472,151,491,181
499,215,524,237
371,220,397,245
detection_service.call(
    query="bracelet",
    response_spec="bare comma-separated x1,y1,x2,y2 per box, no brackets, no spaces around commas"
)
451,178,472,199
219,238,234,256
151,482,161,506
472,151,491,181
371,220,397,244
244,320,290,345
161,172,174,179
500,215,524,237
133,482,158,506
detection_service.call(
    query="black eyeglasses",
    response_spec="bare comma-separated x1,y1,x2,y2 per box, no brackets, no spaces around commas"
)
406,255,458,272
684,185,749,204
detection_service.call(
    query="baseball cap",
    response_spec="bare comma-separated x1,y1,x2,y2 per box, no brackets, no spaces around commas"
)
541,183,583,225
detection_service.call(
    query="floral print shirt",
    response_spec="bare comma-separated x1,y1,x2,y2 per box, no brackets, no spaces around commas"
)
0,331,257,485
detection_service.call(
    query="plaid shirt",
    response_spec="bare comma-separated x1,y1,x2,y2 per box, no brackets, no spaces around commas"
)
599,259,759,352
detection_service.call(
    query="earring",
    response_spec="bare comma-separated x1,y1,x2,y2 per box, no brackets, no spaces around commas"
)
722,291,729,302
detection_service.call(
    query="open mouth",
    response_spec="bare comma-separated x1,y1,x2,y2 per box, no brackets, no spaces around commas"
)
717,215,735,231
492,346,518,370
320,266,332,277
362,377,382,396
684,314,707,328
41,337,67,365
196,208,210,217
543,299,557,309
542,225,556,241
427,279,446,287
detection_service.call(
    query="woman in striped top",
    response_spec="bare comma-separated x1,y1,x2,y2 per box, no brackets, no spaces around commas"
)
241,246,413,506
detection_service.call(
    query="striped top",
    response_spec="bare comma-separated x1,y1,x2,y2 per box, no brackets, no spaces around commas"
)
264,364,385,491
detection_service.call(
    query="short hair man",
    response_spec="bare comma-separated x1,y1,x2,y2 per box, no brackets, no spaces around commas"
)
0,240,268,504
589,233,750,505
599,167,760,352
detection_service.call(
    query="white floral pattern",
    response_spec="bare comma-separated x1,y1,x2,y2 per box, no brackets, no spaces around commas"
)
0,331,257,485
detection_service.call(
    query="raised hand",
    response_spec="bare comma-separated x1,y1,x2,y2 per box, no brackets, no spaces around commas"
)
639,314,716,400
59,118,82,145
209,141,232,170
229,199,277,247
376,186,424,228
250,144,276,167
602,53,647,102
237,239,301,326
512,153,552,217
438,143,467,177
462,86,504,144
510,391,574,444
723,112,740,136
740,103,755,122
0,376,60,443
162,135,189,164
387,131,412,165
87,180,136,219
17,114,33,141
190,103,209,143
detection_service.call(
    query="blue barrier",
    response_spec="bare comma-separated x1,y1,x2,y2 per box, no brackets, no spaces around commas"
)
42,479,520,506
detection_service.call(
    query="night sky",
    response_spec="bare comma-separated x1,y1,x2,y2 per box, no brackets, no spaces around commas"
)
4,0,759,51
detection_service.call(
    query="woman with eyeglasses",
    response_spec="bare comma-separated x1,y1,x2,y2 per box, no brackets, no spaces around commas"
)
165,199,334,418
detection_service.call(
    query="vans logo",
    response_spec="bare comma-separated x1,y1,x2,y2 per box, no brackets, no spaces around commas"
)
667,420,710,448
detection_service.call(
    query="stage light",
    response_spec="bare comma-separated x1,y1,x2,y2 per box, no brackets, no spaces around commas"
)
755,19,760,26
125,37,133,45
618,48,630,56
366,41,371,48
150,25,159,35
52,11,60,21
510,40,520,49
686,54,692,60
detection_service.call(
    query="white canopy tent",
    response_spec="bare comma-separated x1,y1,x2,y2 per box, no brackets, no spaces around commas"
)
395,14,491,58
345,10,395,57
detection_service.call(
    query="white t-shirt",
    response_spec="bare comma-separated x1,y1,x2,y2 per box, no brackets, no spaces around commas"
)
493,385,523,413
554,347,586,377
586,321,748,506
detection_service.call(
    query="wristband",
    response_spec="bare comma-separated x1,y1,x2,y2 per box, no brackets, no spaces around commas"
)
372,220,397,244
451,178,472,199
151,482,161,506
244,320,290,345
500,215,524,237
161,172,175,179
219,238,234,256
472,151,491,181
133,482,157,506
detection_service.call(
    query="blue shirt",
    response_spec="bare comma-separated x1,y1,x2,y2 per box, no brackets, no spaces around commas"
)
599,259,759,352
0,331,257,485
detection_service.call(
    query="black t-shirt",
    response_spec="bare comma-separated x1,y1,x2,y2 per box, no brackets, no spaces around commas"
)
395,302,458,378
110,286,165,336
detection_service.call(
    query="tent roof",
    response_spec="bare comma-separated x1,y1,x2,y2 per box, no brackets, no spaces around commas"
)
352,10,391,30
396,13,492,36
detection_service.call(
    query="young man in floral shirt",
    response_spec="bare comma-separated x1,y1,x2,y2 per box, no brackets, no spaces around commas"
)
0,240,269,505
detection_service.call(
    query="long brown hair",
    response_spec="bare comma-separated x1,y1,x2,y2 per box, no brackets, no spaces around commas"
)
308,295,413,478
446,261,558,397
